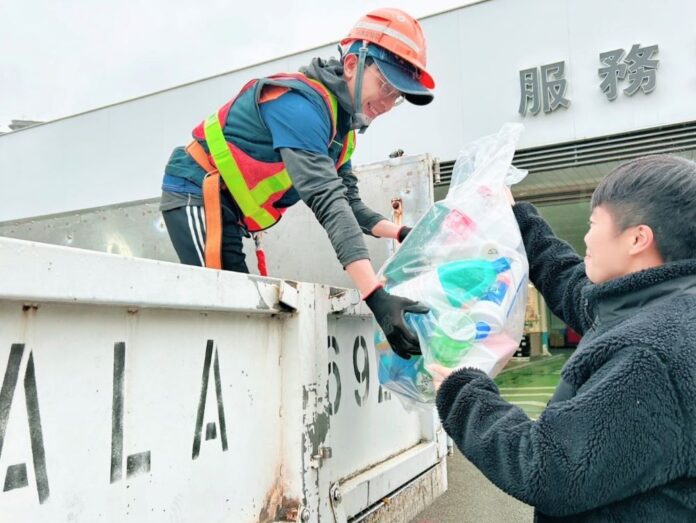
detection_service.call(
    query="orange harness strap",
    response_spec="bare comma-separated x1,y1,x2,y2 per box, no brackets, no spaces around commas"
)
185,141,222,269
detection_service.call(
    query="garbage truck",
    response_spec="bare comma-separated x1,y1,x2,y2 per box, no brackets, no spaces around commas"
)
0,115,448,522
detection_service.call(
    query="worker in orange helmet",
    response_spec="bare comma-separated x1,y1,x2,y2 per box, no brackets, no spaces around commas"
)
160,8,435,359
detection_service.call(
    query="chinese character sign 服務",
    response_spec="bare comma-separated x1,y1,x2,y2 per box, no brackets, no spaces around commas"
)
519,61,571,116
598,43,659,100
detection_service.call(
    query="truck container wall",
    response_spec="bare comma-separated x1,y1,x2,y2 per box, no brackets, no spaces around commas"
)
0,236,447,522
0,147,443,523
0,154,436,288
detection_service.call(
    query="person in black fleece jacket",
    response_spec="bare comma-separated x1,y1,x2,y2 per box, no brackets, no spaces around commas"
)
431,154,696,521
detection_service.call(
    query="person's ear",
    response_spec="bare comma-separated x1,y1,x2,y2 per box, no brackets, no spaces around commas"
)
343,54,357,80
628,224,656,255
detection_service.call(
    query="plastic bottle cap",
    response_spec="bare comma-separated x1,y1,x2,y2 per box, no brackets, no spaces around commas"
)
475,321,491,341
470,300,504,332
492,257,511,273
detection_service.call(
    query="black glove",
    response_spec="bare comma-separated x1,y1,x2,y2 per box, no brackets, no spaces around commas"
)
397,226,412,243
365,286,429,359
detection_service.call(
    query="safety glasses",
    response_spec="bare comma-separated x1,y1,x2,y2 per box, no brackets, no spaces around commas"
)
370,66,405,106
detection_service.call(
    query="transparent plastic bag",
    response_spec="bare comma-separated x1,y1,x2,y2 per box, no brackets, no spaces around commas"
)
375,123,529,409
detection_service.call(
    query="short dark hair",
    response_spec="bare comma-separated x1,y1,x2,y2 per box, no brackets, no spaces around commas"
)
591,154,696,262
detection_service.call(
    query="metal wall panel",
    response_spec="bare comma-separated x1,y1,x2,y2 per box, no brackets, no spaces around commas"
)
325,315,422,481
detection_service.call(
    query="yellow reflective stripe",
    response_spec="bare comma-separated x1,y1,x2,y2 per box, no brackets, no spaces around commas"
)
338,131,356,168
305,78,338,140
349,131,355,157
249,169,292,203
301,78,354,166
346,131,356,163
203,113,275,228
247,208,275,229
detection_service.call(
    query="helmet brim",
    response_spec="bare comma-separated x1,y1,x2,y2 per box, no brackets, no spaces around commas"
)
373,57,434,106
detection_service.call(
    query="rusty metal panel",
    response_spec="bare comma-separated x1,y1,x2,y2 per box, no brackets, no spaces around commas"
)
0,237,445,522
325,314,423,480
357,459,448,523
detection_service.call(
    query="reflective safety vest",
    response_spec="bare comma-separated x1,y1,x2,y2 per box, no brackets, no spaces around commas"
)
190,73,356,232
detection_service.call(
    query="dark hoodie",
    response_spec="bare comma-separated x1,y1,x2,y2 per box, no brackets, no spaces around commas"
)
436,202,696,522
161,57,386,268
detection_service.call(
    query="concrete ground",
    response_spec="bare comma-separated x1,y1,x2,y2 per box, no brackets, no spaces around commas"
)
411,351,574,522
412,451,533,523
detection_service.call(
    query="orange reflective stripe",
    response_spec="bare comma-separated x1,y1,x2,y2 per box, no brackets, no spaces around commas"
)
185,141,216,173
202,173,223,269
259,85,290,104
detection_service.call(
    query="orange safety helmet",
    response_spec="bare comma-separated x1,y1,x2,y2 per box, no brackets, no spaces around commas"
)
341,8,435,89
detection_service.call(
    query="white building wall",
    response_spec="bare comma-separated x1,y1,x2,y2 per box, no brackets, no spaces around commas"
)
2,0,695,221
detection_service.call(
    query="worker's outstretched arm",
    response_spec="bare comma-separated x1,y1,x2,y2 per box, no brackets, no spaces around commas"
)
346,259,428,359
280,147,427,358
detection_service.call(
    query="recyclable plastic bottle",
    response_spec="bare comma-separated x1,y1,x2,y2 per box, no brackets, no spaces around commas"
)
470,274,511,332
391,257,511,307
381,202,450,283
377,313,429,396
402,310,490,368
448,182,524,253
441,209,477,242
426,209,481,266
374,327,391,354
429,311,475,367
377,335,433,403
470,249,526,333
454,313,523,377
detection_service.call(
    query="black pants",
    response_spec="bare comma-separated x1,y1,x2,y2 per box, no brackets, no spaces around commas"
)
162,201,250,273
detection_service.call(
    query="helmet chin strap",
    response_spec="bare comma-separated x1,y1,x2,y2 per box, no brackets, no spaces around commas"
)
351,41,371,133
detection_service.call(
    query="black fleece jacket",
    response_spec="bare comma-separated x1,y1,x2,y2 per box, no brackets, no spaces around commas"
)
436,202,696,522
